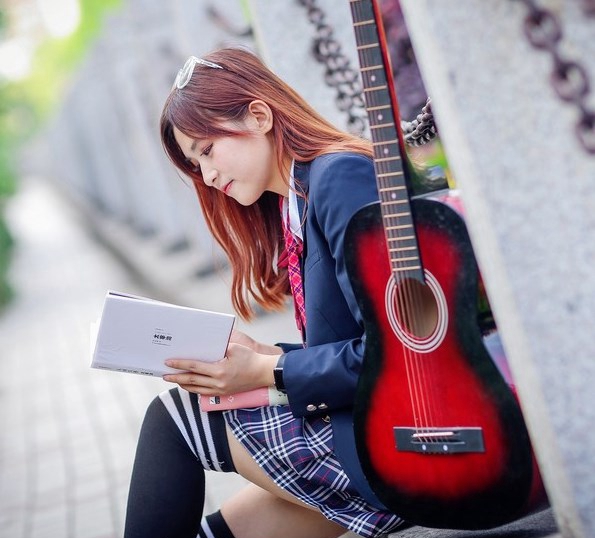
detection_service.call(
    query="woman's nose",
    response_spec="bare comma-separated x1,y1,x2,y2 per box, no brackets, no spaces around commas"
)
202,167,218,187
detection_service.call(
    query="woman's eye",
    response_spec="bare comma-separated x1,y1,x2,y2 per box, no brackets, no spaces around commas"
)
201,144,212,157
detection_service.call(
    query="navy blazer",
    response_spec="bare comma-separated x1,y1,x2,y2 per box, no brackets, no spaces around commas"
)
279,152,386,509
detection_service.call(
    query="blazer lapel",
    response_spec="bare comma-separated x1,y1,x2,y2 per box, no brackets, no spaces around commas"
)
293,160,310,223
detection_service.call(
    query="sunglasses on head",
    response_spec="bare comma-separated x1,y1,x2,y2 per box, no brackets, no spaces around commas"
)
173,56,223,89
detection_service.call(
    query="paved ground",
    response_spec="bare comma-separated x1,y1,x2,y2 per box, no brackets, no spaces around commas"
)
0,178,271,538
0,178,558,538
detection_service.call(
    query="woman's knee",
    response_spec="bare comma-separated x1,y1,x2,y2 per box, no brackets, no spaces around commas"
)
143,389,236,473
138,394,176,437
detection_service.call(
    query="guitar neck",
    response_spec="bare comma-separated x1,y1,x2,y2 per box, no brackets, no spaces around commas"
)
350,0,424,282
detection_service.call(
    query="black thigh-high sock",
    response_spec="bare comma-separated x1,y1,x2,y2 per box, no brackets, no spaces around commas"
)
198,510,236,538
124,396,206,538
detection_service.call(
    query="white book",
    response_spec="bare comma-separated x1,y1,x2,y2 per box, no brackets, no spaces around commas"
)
91,291,235,377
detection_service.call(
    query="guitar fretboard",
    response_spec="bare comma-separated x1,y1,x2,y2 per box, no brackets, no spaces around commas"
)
350,0,424,281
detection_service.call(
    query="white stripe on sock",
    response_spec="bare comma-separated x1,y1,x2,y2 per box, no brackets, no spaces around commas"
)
198,404,225,472
197,517,216,538
158,390,202,462
178,389,224,472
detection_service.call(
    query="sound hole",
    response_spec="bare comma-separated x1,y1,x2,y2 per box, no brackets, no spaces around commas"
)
394,278,439,339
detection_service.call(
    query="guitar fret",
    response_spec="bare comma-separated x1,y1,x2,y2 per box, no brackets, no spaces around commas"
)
367,104,391,112
390,256,419,262
384,200,409,205
360,65,383,72
384,211,410,218
372,139,398,145
388,235,415,242
356,42,379,50
378,185,405,190
375,157,402,164
389,246,417,252
370,122,395,130
352,18,374,27
377,175,404,181
364,85,388,93
384,224,413,231
392,265,422,272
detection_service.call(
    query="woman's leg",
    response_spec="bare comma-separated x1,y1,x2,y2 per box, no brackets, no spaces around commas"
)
225,425,315,508
221,484,347,538
124,390,235,538
124,396,206,537
221,427,347,538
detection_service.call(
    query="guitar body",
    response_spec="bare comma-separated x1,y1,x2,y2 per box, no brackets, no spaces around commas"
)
345,192,546,529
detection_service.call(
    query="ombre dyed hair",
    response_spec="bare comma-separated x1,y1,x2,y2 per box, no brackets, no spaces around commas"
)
160,47,372,320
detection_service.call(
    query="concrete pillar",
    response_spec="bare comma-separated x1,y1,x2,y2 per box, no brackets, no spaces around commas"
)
400,2,595,536
63,49,133,220
247,0,365,133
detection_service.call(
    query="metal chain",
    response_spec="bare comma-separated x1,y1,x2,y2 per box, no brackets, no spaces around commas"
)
296,0,437,145
516,0,595,154
401,97,437,147
296,0,368,136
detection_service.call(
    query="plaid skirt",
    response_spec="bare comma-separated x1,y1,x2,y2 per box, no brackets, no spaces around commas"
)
224,405,405,538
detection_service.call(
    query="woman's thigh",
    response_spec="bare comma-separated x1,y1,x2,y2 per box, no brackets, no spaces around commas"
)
220,482,346,538
225,425,316,510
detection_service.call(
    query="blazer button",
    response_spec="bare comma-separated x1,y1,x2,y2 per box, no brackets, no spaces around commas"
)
306,404,317,412
318,403,328,410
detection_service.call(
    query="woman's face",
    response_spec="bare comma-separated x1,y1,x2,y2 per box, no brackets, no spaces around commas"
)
173,102,289,206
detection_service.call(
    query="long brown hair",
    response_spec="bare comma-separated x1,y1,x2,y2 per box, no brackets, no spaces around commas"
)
161,47,372,320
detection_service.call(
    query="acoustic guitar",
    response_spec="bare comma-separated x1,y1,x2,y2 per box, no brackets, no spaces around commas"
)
345,0,548,529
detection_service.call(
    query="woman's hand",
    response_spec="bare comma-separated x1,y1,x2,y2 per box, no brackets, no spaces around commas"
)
229,328,283,355
162,342,280,396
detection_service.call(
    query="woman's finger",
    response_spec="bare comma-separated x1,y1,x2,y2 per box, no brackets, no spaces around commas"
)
164,358,223,372
177,384,203,395
163,372,215,388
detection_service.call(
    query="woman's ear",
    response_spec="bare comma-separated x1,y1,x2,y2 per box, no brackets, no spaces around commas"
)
247,100,273,134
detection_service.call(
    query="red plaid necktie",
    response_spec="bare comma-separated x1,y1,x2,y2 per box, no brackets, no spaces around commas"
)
278,196,306,332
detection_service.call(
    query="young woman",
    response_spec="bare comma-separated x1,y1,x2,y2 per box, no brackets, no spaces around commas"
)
124,47,407,538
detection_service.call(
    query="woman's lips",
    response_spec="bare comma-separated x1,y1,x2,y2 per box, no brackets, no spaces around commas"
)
222,181,233,195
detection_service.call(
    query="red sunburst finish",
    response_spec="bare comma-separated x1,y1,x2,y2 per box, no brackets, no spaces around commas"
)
345,194,548,529
346,0,547,527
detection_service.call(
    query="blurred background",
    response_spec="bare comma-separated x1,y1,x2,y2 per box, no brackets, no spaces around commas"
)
0,1,441,537
0,0,440,310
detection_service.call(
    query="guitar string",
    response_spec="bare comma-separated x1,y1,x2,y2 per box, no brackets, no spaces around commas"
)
364,10,438,438
384,165,434,436
356,11,428,437
363,10,432,438
377,126,434,436
373,45,432,437
381,172,426,434
356,0,442,444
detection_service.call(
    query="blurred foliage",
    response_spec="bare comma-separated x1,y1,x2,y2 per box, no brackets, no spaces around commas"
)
407,141,450,196
0,0,122,310
4,0,123,133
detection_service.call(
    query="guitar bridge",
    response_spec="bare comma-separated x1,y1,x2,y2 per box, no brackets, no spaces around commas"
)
394,427,485,454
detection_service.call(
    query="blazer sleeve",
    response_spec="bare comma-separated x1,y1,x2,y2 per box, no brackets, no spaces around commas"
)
282,153,379,417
